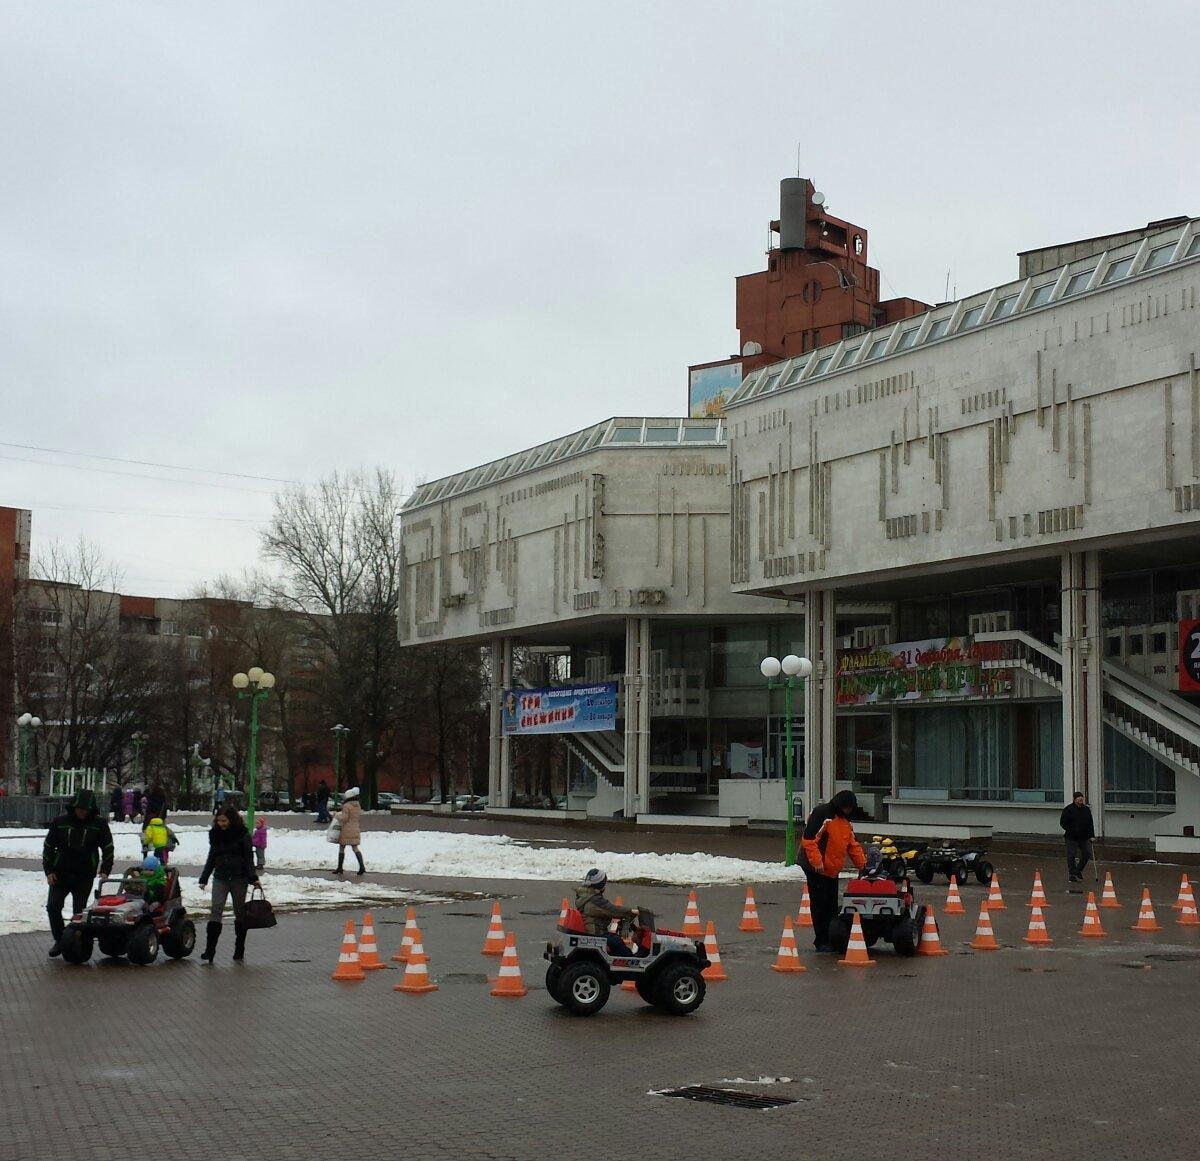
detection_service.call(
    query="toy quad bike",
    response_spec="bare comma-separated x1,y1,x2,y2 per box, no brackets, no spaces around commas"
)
58,866,196,966
544,905,708,1017
827,845,929,957
913,844,994,886
870,835,924,878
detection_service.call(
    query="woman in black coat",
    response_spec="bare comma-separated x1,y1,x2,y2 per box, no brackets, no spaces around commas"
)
198,807,259,963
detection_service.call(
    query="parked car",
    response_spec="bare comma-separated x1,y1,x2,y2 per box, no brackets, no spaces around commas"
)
377,792,410,808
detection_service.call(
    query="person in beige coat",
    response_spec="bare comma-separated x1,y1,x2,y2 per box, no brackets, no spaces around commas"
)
332,786,366,876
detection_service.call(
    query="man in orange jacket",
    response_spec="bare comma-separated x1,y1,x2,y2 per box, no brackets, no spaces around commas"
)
800,790,866,952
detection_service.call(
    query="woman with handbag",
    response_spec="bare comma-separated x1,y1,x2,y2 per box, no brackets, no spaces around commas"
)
330,786,365,876
198,806,259,963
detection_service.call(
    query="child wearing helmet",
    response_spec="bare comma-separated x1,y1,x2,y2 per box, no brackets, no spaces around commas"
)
575,868,637,956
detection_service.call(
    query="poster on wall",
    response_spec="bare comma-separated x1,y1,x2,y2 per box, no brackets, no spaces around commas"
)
835,636,1014,706
1179,620,1200,692
688,361,743,418
729,743,764,778
502,682,619,736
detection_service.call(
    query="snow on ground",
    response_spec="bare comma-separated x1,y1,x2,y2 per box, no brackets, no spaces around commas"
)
0,866,451,937
0,821,804,887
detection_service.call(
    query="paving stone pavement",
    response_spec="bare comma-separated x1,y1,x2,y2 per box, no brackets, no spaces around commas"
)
1,863,1198,1161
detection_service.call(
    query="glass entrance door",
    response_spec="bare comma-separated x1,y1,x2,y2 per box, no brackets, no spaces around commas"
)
766,715,805,790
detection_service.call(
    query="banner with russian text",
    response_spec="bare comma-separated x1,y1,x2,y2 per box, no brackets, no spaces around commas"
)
836,636,1013,706
502,682,619,735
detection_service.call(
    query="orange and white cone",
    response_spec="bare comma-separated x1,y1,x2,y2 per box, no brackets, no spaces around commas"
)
558,897,570,926
1171,873,1191,910
1178,880,1200,927
971,900,1000,951
393,926,438,994
481,901,507,956
944,878,966,915
1028,871,1049,908
1024,904,1053,945
1100,872,1121,909
837,912,876,967
986,872,1006,911
1079,892,1107,938
489,931,528,998
1131,888,1162,932
331,919,366,981
738,887,764,933
682,891,703,938
357,912,386,971
771,915,806,973
392,906,418,963
796,882,814,929
917,905,949,956
700,920,727,981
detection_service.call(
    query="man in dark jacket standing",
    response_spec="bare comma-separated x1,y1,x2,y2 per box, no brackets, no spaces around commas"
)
314,779,331,824
1059,792,1095,882
800,790,867,953
43,789,114,958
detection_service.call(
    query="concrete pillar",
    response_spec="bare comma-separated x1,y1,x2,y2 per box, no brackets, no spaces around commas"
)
622,617,641,818
636,615,652,816
487,638,503,805
1061,551,1105,834
804,588,839,806
498,638,513,809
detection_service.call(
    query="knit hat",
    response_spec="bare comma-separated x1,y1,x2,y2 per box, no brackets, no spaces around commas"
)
582,867,607,890
142,854,161,872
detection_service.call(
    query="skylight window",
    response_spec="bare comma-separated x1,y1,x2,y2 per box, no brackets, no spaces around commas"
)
1188,234,1200,258
1026,282,1056,309
991,294,1018,320
836,345,862,368
959,304,987,330
925,317,951,342
610,426,642,444
782,359,809,386
894,326,920,351
866,336,890,360
1144,243,1175,271
682,426,718,442
812,353,834,376
644,425,680,442
1101,256,1136,284
1063,269,1095,296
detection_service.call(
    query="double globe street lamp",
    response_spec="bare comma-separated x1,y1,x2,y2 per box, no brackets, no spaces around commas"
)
16,712,42,792
232,666,275,829
759,654,813,867
330,723,349,791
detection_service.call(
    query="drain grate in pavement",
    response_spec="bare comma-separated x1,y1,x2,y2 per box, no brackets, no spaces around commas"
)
281,958,312,964
440,973,489,985
1146,952,1200,962
656,1086,798,1111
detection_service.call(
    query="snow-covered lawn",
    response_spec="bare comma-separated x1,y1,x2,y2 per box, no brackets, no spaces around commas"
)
0,866,450,937
0,821,804,887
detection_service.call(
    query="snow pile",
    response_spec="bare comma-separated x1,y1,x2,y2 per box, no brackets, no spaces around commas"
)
0,867,447,937
0,822,804,886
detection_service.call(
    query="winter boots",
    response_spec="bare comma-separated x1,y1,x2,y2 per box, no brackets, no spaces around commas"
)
334,849,345,876
355,850,365,877
200,921,221,964
233,922,247,962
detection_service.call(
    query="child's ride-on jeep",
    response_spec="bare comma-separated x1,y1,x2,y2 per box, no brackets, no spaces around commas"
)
544,906,708,1017
58,866,196,965
827,845,928,957
913,843,994,886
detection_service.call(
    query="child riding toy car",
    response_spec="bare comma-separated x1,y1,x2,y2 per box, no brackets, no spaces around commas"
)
827,843,930,957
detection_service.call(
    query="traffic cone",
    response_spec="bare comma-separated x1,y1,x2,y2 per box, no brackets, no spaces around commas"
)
986,872,1006,911
1079,892,1107,938
700,920,727,981
771,915,806,973
391,906,418,963
682,891,703,938
1100,872,1121,909
481,901,506,956
357,912,386,971
971,900,1000,951
557,897,569,926
1131,888,1162,932
393,926,438,994
489,932,528,998
1024,904,1053,945
738,887,764,933
1028,871,1049,908
1171,873,1190,910
917,906,949,956
944,879,966,916
1178,880,1200,927
796,882,814,928
837,912,876,967
331,919,366,981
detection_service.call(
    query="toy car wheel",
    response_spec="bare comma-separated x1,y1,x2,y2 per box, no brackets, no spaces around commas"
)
558,960,610,1016
544,963,565,1004
974,860,995,885
127,923,160,966
863,929,881,948
891,913,919,957
97,933,127,959
634,976,658,1005
59,930,93,965
886,856,907,878
827,916,851,953
162,919,196,959
914,859,935,884
654,962,706,1015
950,859,968,886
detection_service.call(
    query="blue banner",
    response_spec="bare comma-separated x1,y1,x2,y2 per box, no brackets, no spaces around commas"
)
502,681,619,736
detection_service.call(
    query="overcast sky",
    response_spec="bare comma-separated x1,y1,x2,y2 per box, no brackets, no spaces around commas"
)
2,2,1196,597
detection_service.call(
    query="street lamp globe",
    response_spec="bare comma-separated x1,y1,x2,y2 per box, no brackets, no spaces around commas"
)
247,666,264,684
17,712,32,728
30,717,42,729
232,672,250,690
781,654,812,678
259,671,276,690
760,656,782,679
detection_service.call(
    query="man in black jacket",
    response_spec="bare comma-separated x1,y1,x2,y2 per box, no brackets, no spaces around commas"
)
1059,792,1095,882
43,789,114,957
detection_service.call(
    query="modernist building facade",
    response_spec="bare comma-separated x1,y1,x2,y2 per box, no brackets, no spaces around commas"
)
400,182,1200,844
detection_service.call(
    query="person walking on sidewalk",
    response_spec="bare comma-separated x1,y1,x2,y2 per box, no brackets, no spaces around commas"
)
331,787,365,876
799,790,867,953
315,779,331,824
42,789,114,958
198,807,259,963
1059,792,1095,883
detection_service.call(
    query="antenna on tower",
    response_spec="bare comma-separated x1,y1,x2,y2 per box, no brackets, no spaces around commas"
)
944,271,951,302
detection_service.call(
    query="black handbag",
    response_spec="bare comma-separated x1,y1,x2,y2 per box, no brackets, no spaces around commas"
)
242,884,277,929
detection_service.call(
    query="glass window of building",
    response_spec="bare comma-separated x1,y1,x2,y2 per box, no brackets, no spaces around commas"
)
991,294,1018,319
610,425,642,443
1026,282,1056,309
958,304,987,330
836,344,862,368
1144,242,1176,271
813,353,835,376
710,624,770,688
644,425,680,442
682,425,718,442
1189,234,1200,258
925,317,952,342
1101,255,1136,284
894,326,920,351
866,336,890,360
783,359,809,386
1063,269,1095,296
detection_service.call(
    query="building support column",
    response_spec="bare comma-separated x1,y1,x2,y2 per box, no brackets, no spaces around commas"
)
496,638,513,809
487,638,503,806
622,617,643,819
805,588,839,807
1061,551,1105,834
636,616,652,817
